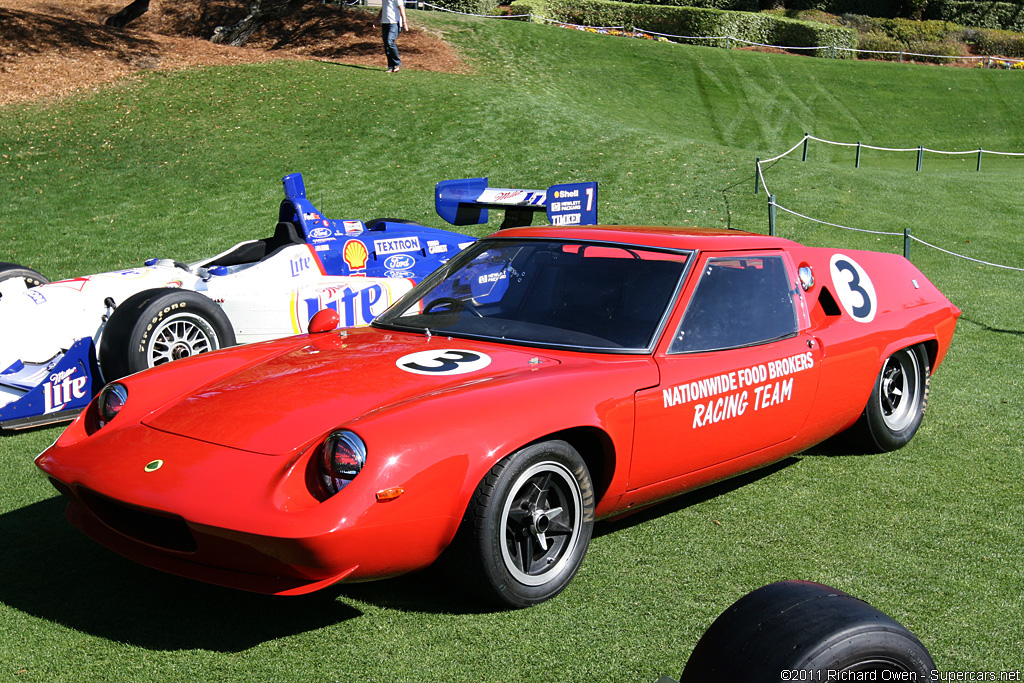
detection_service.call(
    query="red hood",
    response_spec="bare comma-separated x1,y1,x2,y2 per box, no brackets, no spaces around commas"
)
142,328,562,455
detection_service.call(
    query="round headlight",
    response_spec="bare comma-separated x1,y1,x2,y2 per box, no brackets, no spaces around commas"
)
97,383,128,428
319,430,367,496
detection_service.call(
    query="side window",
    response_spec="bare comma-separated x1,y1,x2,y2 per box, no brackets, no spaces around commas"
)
670,254,798,353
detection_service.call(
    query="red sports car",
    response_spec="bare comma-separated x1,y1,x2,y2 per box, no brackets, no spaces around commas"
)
35,225,960,607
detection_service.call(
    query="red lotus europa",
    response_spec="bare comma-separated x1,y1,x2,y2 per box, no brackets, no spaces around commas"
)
35,225,960,607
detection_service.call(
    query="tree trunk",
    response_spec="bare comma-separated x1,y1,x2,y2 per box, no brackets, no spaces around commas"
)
104,0,151,28
211,0,311,47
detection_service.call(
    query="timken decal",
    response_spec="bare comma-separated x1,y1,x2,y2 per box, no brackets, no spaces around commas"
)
663,351,815,428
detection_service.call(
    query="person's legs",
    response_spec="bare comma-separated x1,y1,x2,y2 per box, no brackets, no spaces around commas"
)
381,23,401,71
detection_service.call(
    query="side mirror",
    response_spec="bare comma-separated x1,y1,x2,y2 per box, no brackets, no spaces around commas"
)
308,309,341,334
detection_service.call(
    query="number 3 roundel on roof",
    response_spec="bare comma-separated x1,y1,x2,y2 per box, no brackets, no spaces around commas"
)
829,254,877,323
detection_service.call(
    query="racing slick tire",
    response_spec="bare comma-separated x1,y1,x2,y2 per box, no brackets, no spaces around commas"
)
678,581,936,682
853,343,931,453
0,262,49,291
455,440,595,608
99,288,236,381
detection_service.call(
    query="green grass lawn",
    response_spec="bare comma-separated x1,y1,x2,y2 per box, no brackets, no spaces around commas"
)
1,11,1022,680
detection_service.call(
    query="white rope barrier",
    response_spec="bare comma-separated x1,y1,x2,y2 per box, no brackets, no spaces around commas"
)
807,134,1024,156
532,16,627,31
418,1,530,18
408,6,1024,271
908,235,1024,272
771,200,903,237
759,135,1024,272
408,4,1024,69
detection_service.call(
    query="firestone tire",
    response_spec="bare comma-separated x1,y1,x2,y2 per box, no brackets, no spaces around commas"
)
855,343,931,453
0,262,49,289
679,581,936,683
99,288,235,381
457,440,595,608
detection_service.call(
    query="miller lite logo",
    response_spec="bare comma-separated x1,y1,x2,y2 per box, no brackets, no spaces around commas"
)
44,367,88,415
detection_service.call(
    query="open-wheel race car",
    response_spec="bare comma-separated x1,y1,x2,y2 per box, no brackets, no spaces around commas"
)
1,174,597,430
36,223,958,607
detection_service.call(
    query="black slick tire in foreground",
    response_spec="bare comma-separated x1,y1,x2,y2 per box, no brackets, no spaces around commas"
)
679,580,936,682
853,343,931,452
99,288,235,381
454,440,595,608
0,262,49,289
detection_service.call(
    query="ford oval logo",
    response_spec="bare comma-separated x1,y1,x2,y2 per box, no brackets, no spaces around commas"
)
309,227,333,239
384,254,416,270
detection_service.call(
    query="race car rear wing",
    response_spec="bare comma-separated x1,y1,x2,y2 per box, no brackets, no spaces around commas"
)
435,178,598,229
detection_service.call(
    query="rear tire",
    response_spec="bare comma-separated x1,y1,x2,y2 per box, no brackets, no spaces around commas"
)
853,343,930,452
0,262,49,290
454,440,594,608
99,289,235,380
679,581,936,682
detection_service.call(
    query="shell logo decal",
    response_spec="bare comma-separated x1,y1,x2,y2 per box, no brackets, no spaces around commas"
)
344,240,369,270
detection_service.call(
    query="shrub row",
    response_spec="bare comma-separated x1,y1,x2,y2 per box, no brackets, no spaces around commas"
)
838,12,1024,57
855,32,967,60
706,0,1024,31
537,0,856,56
924,0,1024,33
961,26,1024,56
428,0,499,15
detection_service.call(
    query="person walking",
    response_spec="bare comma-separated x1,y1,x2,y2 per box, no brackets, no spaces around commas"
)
373,0,408,73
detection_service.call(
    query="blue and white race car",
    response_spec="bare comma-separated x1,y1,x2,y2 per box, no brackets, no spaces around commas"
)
0,174,597,429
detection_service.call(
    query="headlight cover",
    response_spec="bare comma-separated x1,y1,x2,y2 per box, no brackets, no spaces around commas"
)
318,430,367,496
94,383,128,430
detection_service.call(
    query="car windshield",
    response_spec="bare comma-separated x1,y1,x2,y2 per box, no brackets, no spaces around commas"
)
374,238,690,351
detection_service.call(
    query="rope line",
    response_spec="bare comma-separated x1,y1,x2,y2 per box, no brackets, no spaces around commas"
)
760,135,1024,272
407,5,1024,67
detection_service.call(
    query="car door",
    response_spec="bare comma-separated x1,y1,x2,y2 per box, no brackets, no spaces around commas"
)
629,250,821,490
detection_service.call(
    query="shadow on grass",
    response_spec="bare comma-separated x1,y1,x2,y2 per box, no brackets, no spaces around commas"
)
961,315,1024,337
0,496,361,652
1,458,808,631
594,457,798,537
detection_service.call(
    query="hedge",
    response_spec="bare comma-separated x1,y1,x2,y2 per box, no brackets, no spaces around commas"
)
428,0,500,15
961,26,1024,56
598,0,760,12
543,0,858,56
509,0,545,17
924,0,1024,32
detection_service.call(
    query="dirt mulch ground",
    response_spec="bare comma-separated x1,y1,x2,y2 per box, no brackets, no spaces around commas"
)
0,0,466,106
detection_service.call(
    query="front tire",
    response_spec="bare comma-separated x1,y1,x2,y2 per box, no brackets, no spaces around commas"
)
854,344,931,452
99,289,235,380
679,581,936,682
456,440,595,608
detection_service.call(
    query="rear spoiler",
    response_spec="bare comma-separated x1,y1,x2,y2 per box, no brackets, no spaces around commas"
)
435,178,598,229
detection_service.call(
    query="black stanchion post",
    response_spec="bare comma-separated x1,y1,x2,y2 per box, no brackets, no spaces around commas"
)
755,158,760,194
916,146,923,172
977,148,983,172
904,227,911,260
769,195,776,236
802,135,809,162
856,142,861,168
